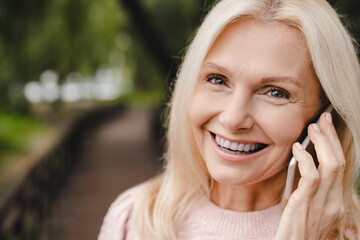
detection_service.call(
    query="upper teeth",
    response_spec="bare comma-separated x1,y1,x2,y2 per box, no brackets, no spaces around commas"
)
215,135,259,152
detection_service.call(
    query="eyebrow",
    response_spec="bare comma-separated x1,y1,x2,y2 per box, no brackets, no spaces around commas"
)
260,77,302,88
202,62,302,88
201,62,233,77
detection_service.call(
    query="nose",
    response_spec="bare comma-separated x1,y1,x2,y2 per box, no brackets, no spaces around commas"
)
218,94,254,132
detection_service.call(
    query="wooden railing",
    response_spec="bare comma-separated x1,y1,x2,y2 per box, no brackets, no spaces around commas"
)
0,104,125,239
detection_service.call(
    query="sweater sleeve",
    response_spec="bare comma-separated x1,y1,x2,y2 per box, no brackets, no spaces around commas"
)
97,187,139,240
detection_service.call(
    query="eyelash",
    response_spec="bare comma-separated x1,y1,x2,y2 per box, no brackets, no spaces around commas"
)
205,74,291,99
266,87,290,99
206,74,227,86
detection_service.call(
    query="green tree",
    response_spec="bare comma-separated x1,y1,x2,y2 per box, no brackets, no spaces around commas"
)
0,0,128,112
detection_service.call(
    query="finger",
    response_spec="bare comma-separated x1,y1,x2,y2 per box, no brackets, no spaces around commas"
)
317,115,346,237
288,142,320,239
308,123,340,184
317,112,346,168
317,112,345,221
284,143,319,239
291,142,320,199
308,114,344,196
306,122,343,238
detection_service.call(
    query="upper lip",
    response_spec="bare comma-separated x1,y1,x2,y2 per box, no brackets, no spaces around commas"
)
210,131,268,145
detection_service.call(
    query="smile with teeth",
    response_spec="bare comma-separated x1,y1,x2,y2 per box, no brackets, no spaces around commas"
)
212,133,267,154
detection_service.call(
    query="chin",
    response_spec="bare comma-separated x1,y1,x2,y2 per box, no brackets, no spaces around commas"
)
206,158,288,188
207,164,257,186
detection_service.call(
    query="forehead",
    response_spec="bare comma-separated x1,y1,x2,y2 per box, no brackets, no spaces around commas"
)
208,19,308,58
203,19,318,89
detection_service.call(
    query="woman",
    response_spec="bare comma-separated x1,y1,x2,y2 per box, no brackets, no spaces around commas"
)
99,0,360,239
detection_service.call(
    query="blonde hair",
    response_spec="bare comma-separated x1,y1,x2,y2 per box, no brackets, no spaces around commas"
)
134,0,360,239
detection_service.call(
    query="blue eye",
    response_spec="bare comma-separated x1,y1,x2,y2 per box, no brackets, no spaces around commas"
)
267,88,290,99
206,74,227,86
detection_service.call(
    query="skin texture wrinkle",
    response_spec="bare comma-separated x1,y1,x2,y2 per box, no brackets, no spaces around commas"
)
188,19,322,211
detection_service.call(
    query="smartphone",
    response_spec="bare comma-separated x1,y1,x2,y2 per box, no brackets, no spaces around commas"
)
284,104,334,200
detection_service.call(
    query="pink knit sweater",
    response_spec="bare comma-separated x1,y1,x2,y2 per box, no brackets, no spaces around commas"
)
98,185,283,240
98,185,359,239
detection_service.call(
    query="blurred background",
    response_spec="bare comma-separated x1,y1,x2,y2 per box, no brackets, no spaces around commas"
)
0,0,359,239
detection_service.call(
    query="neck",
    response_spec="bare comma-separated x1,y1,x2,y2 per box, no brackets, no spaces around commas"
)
210,169,286,211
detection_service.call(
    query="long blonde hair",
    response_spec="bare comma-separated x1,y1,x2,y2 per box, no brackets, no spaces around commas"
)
134,0,360,239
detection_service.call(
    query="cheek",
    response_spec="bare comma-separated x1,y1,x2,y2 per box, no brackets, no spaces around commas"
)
188,90,215,130
260,109,308,146
188,93,211,159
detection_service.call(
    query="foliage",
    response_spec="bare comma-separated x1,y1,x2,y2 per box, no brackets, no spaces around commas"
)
126,0,217,91
0,0,218,161
114,88,165,107
0,0,129,111
330,0,360,42
0,112,47,163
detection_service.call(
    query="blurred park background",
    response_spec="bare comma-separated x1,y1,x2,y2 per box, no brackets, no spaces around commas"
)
0,0,359,239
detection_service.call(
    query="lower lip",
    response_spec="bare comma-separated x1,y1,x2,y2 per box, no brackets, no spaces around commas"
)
210,133,268,163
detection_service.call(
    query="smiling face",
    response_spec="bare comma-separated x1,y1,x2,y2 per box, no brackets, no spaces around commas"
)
188,20,322,191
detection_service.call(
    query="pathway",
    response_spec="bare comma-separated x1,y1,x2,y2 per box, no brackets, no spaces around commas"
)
47,108,161,240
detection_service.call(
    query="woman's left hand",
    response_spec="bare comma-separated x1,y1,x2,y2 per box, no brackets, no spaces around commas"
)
275,112,346,240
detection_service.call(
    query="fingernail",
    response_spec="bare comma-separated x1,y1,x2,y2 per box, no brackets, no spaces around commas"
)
312,123,321,132
325,112,332,124
295,142,303,150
